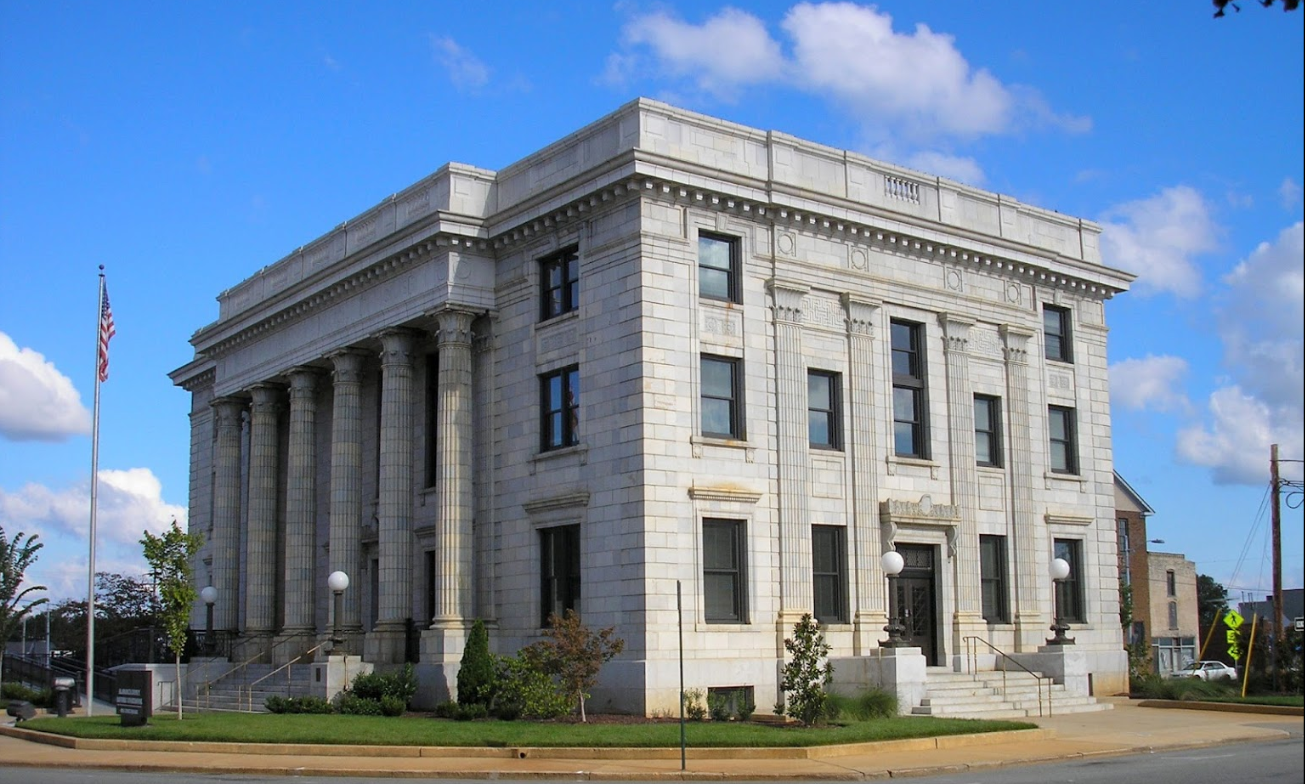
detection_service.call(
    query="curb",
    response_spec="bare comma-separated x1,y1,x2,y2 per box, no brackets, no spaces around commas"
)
1135,700,1304,717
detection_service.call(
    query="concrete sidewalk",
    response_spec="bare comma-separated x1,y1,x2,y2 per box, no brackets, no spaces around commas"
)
1,697,1300,780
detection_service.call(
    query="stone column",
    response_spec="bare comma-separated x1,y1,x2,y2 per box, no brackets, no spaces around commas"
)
1001,325,1042,650
423,309,477,668
472,325,496,623
941,314,985,665
328,349,367,647
210,397,246,633
769,280,812,642
243,383,282,656
368,328,418,664
281,368,320,642
844,295,885,654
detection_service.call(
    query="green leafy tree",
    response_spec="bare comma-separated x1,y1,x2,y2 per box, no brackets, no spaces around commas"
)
141,521,203,719
457,619,495,707
1,526,47,693
1213,0,1299,18
524,609,625,722
779,613,833,726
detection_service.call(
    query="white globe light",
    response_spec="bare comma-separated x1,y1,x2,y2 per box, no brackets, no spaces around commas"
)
200,586,217,605
327,570,350,593
881,550,905,576
1050,557,1071,581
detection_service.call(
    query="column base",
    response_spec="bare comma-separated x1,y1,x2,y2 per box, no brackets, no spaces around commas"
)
364,622,410,664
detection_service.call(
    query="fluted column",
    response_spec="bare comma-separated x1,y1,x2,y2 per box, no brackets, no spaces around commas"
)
328,349,367,641
1002,325,1042,650
371,328,418,662
472,325,496,621
769,280,812,632
432,309,476,626
844,295,884,654
942,314,984,662
244,383,282,642
282,368,319,635
210,397,245,633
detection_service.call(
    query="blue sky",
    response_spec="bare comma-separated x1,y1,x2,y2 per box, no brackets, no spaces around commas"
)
2,2,1301,608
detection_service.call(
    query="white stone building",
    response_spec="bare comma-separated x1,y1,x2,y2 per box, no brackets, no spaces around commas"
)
171,99,1134,714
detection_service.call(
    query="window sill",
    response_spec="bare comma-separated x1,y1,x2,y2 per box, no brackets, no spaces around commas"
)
692,435,756,461
538,310,580,328
887,454,940,478
1044,471,1086,486
1045,357,1075,368
532,444,588,469
976,463,1005,473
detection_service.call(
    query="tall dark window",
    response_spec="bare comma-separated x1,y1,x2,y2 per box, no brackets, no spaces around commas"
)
974,394,1002,467
540,246,580,321
1166,570,1176,597
812,525,848,624
1118,518,1132,585
807,370,842,450
540,365,580,451
980,535,1009,623
1043,305,1072,363
424,353,439,487
540,524,581,626
698,233,740,302
703,518,747,623
1054,538,1085,624
1048,405,1078,474
1168,601,1179,629
891,320,928,458
701,355,743,439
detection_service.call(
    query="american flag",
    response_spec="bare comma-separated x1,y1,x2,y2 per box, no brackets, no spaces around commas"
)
97,282,116,382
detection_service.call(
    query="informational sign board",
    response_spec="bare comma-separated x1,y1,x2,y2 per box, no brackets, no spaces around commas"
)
1295,617,1303,633
115,670,152,727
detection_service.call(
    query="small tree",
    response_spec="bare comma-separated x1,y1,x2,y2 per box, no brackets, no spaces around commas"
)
1,526,47,693
457,619,495,707
525,609,625,722
141,520,203,719
779,613,833,726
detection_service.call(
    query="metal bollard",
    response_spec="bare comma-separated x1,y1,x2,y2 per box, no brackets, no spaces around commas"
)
52,676,76,718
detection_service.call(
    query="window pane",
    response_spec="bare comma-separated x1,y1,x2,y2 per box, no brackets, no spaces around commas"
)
893,386,917,419
975,432,992,464
703,399,733,437
705,574,738,620
808,411,830,447
1049,410,1066,440
702,359,734,396
894,422,917,456
975,397,992,430
808,374,831,408
699,236,732,270
699,235,735,301
699,268,730,300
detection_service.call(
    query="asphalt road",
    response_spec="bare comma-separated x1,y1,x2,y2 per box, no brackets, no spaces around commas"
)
0,737,1300,784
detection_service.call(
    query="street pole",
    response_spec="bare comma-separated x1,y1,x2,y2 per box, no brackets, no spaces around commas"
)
1271,443,1282,692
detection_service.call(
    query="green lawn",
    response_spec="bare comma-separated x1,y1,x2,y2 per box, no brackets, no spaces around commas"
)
17,712,1033,748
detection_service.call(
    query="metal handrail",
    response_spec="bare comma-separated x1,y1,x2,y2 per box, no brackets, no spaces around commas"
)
962,636,1054,717
241,641,326,711
199,630,317,710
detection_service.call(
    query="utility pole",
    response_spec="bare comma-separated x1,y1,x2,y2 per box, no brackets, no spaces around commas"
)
1271,443,1282,692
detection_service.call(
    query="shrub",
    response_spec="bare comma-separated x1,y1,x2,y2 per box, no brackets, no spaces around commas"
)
524,609,625,722
336,693,385,716
682,688,707,721
457,619,497,707
707,690,730,722
265,695,334,714
779,613,833,726
827,688,897,721
491,653,570,720
379,695,407,717
1,683,50,708
454,702,489,721
350,663,417,708
433,700,459,719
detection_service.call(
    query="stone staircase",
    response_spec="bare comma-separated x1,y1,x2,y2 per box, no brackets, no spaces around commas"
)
185,663,318,713
911,667,1112,720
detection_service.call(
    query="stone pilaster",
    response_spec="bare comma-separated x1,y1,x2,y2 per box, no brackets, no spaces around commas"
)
210,397,246,633
243,383,282,657
368,328,418,664
1002,325,1043,650
281,367,320,640
844,294,885,654
423,309,477,668
328,349,367,649
768,279,811,635
941,314,985,665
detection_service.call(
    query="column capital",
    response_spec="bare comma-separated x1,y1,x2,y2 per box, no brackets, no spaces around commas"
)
211,396,246,424
841,294,881,338
377,328,420,365
767,278,809,325
328,348,368,382
249,382,284,412
1000,324,1036,364
288,366,322,395
939,313,974,354
434,308,476,348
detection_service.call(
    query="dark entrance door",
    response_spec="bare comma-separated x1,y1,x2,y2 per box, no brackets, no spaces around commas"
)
894,544,938,664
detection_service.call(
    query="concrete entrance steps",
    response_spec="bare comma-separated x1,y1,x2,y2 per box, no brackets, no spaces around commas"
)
186,663,317,714
911,668,1113,720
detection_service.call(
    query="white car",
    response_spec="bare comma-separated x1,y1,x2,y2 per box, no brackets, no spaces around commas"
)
1171,660,1237,681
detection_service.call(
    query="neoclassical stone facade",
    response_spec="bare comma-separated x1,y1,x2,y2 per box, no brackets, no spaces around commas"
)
171,99,1135,712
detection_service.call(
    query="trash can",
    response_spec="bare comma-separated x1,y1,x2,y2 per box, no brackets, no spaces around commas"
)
52,676,76,718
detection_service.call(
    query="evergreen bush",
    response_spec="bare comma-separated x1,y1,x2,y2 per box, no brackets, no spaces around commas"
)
457,619,496,707
779,613,833,726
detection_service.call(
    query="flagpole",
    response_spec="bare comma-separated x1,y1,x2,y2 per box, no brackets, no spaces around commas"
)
86,267,106,716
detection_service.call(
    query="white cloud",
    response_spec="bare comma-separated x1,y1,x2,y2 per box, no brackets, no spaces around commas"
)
1176,386,1302,486
0,331,91,442
905,150,985,186
1176,222,1304,486
0,467,186,548
1280,177,1302,210
1099,186,1220,299
617,3,1085,143
1109,355,1192,414
431,35,490,92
